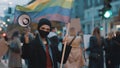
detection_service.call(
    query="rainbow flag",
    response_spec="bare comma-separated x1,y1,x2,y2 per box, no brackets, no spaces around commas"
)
14,0,74,24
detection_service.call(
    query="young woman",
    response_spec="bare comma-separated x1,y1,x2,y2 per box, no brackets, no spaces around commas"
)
86,27,106,68
64,27,85,68
21,18,72,68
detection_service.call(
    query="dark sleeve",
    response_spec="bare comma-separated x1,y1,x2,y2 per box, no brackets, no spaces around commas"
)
21,43,31,59
49,36,59,46
53,44,72,64
20,34,25,43
104,39,112,59
104,38,108,50
113,36,120,46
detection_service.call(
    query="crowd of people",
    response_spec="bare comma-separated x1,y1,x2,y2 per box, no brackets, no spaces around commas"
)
85,27,120,68
0,18,120,68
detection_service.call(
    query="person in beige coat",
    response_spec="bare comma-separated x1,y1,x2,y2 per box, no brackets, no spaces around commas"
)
0,31,8,61
64,27,85,68
8,31,22,68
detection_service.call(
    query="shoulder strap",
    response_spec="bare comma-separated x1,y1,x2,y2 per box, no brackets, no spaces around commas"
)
68,32,79,46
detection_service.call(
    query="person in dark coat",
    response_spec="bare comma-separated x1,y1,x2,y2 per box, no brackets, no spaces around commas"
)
111,31,120,68
8,31,22,68
85,27,106,68
104,32,114,68
20,27,34,66
21,18,72,68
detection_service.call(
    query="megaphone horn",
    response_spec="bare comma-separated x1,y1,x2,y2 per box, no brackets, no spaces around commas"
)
18,14,31,27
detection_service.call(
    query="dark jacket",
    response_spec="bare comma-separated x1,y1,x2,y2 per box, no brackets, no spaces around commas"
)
87,36,105,55
86,36,105,68
49,36,59,46
104,38,113,68
111,35,120,64
21,34,72,68
104,38,113,60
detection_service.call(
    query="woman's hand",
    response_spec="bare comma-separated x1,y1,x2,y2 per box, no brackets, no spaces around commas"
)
24,34,29,44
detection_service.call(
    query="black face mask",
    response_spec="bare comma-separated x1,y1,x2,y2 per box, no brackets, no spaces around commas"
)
38,30,49,38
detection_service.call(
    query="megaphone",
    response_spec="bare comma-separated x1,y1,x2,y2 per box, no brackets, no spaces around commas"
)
18,14,31,27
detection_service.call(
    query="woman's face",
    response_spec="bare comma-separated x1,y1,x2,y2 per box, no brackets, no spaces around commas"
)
38,25,51,38
69,28,76,36
39,25,50,32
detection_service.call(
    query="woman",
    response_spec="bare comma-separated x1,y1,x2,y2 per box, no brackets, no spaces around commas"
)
64,27,85,68
111,31,120,68
0,31,8,63
86,27,106,68
105,32,114,68
21,18,72,68
8,31,22,68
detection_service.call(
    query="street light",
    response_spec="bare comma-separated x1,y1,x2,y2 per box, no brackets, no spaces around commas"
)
104,10,112,18
100,26,104,31
98,0,112,19
7,18,10,22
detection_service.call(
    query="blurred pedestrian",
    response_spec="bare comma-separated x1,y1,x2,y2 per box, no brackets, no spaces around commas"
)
111,31,120,68
104,32,114,68
20,26,34,66
21,18,72,68
2,33,9,63
0,31,8,62
8,31,22,68
64,27,85,68
85,27,106,68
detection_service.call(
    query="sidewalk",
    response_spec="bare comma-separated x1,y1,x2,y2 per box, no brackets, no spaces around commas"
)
0,61,8,68
0,59,27,68
0,58,88,68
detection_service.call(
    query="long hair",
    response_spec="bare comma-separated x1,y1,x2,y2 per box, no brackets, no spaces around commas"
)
92,27,101,46
115,31,120,37
107,31,114,40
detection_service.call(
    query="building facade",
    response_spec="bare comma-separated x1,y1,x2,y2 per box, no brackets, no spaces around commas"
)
74,0,120,36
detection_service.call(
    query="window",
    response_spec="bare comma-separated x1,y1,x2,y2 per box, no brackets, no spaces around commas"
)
87,24,91,34
92,0,95,6
88,0,91,6
97,0,100,4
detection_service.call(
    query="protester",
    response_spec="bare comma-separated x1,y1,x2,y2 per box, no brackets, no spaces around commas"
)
20,26,34,66
111,31,120,68
0,31,8,62
8,31,22,68
21,26,34,44
85,27,106,68
104,32,114,68
21,18,72,68
64,27,85,68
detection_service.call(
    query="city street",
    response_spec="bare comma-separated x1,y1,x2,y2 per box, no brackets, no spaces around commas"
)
0,0,120,68
0,62,7,68
0,59,27,68
0,59,88,68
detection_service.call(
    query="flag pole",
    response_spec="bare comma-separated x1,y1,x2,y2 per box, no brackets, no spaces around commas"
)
60,23,70,68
